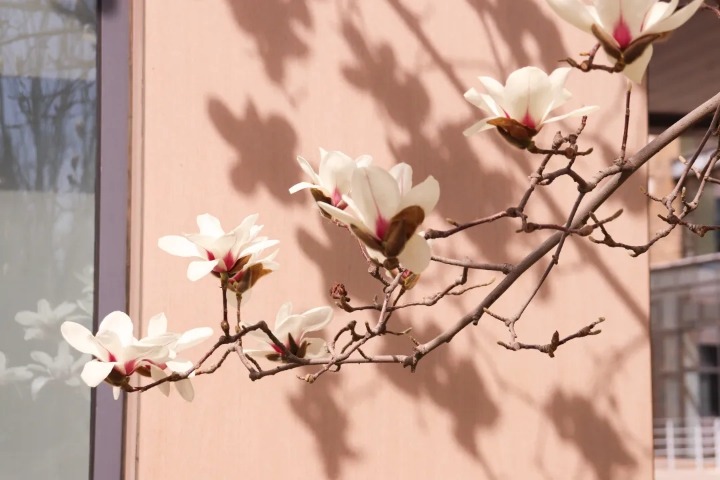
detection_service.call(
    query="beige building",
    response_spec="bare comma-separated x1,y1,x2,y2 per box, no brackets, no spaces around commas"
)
646,9,720,476
5,1,716,479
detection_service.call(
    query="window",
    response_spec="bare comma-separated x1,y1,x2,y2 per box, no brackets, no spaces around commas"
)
0,1,129,478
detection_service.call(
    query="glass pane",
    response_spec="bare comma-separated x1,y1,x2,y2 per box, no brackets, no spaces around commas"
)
0,1,96,478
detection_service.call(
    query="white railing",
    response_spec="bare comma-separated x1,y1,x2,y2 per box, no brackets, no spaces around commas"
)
654,418,720,471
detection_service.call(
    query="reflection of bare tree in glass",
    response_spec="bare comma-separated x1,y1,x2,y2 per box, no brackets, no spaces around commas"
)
0,2,96,478
0,0,96,193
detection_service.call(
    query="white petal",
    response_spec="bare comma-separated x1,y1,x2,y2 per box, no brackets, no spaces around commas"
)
37,299,51,316
14,311,41,326
149,365,171,396
351,167,401,236
463,118,495,136
30,351,54,368
543,105,600,125
24,329,43,341
147,313,168,337
297,306,333,334
229,213,261,243
622,45,653,83
318,202,363,229
187,259,219,281
389,163,413,197
397,234,432,273
275,301,293,326
545,0,596,32
54,302,78,319
60,322,107,359
242,348,273,361
175,327,213,351
397,176,440,216
643,0,677,31
188,234,236,263
274,315,307,345
158,235,202,258
166,360,194,373
644,0,702,34
617,0,655,39
196,214,225,237
505,66,553,127
239,238,279,257
288,181,320,194
594,0,623,33
546,67,573,113
243,328,272,345
303,337,328,359
31,377,51,400
355,155,373,168
296,155,322,185
80,360,115,387
112,386,121,400
464,87,491,112
319,150,355,194
174,378,195,402
98,311,135,345
477,76,507,110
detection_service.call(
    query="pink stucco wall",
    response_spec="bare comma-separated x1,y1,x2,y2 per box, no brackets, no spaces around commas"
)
128,1,651,479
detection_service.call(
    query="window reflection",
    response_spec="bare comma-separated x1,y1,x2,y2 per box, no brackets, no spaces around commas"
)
0,1,96,478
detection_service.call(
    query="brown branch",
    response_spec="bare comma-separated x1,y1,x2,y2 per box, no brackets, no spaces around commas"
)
562,43,622,73
431,255,513,274
405,91,720,370
424,210,510,239
498,318,605,358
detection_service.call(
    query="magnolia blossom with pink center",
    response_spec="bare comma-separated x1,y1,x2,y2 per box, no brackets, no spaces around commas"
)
135,313,212,401
61,311,212,401
289,148,373,208
319,163,440,273
158,213,278,282
243,302,333,362
546,0,703,82
463,66,598,145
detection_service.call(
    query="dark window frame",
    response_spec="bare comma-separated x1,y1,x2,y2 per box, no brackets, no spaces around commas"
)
91,1,131,479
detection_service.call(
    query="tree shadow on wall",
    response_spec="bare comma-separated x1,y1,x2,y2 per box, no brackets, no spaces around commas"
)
464,0,640,218
464,0,566,73
224,0,313,85
287,378,360,480
295,219,381,307
376,323,501,479
541,390,639,480
340,18,522,266
340,6,649,329
207,98,303,204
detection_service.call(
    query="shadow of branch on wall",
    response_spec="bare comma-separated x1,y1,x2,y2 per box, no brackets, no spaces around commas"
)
207,97,303,204
542,390,639,480
224,0,313,85
287,378,360,480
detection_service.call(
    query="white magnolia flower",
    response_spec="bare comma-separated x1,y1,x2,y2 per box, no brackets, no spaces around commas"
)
15,299,78,341
61,311,212,400
546,0,703,82
158,213,279,286
0,351,32,386
319,164,440,273
27,342,89,400
136,313,212,402
289,148,372,208
244,302,333,362
464,66,598,148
